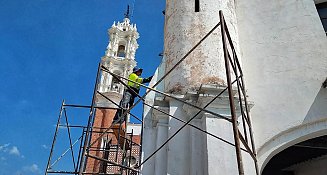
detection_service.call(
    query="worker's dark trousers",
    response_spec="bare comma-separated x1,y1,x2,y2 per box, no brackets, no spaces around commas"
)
113,90,135,124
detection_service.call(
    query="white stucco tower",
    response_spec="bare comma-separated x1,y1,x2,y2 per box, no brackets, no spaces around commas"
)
97,17,139,107
163,0,240,93
141,1,253,175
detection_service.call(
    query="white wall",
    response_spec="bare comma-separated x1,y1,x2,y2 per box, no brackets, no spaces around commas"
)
127,124,142,135
141,57,166,175
236,0,327,172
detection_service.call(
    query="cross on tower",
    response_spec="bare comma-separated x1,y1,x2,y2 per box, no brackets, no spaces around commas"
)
124,5,130,19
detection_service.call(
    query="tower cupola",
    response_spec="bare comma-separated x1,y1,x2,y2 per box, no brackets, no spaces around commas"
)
105,18,139,60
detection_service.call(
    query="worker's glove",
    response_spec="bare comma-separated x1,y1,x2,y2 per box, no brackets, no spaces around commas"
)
143,76,153,83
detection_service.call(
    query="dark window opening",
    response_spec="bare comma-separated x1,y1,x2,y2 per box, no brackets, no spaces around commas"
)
195,0,200,12
316,2,327,34
117,45,126,57
110,72,121,92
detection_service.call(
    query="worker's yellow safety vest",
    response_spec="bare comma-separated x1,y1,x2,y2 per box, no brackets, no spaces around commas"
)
127,73,143,89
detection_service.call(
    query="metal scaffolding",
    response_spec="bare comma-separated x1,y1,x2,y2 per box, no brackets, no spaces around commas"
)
45,11,259,175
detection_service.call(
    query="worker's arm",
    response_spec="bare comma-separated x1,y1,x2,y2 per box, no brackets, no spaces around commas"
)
142,76,153,84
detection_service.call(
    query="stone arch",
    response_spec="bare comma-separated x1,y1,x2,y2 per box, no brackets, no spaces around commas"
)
258,119,327,173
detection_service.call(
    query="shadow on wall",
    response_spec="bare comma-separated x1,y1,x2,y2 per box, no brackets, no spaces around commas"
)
303,87,327,123
258,86,327,173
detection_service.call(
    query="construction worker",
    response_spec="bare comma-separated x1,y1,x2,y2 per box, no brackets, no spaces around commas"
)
112,67,152,149
112,67,152,124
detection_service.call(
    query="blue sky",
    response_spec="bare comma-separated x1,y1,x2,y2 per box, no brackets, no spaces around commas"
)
0,0,165,174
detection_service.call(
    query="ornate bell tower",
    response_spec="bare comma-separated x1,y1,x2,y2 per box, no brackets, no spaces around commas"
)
85,13,140,173
98,16,139,107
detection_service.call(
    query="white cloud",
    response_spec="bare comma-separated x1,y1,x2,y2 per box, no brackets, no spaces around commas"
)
23,164,41,174
0,145,24,159
9,146,20,156
41,144,49,149
0,143,10,152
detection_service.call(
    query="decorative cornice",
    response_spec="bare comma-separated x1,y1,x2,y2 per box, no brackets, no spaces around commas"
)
152,106,169,127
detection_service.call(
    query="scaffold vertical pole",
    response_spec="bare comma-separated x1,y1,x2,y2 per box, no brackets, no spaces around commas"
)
220,10,245,175
76,128,86,172
220,14,259,174
63,108,77,170
45,100,65,175
78,63,102,175
241,74,260,175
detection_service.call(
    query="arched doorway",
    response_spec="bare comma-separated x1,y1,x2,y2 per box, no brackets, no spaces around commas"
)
262,135,327,175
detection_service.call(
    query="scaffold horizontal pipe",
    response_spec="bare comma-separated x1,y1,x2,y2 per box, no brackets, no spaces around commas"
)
63,104,119,110
82,172,122,175
97,91,142,122
102,68,232,122
58,125,137,136
46,171,77,174
87,154,140,172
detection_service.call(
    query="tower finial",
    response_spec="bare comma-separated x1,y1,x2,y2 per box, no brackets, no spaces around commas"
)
124,5,130,19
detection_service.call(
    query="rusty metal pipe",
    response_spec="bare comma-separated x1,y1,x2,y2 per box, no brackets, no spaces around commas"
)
63,104,118,110
76,128,85,172
87,154,140,172
45,100,65,175
63,108,77,170
220,10,244,175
